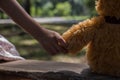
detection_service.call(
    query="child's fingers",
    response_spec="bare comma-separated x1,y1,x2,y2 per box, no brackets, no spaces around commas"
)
57,37,68,53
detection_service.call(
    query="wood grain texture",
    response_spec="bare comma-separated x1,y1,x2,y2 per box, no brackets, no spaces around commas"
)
0,60,119,80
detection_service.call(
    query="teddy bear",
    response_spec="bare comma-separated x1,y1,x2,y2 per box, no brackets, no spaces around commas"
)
62,0,120,77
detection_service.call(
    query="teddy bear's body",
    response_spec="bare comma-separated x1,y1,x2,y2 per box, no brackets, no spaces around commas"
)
62,0,120,76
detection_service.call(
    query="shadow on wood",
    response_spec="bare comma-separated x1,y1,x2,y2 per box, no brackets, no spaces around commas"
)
0,60,119,80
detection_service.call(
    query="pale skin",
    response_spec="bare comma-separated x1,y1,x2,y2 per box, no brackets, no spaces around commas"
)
0,0,67,55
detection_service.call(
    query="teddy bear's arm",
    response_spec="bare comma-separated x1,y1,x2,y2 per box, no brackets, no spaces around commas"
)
62,19,96,54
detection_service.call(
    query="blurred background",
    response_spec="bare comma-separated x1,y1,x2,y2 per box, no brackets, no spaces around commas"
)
0,0,97,63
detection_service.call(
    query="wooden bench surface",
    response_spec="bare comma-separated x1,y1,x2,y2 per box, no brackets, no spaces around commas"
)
0,60,119,80
0,60,88,73
0,60,88,80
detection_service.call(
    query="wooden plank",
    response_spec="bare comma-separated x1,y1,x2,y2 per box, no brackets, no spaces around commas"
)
0,60,88,73
0,60,88,80
0,60,119,80
0,18,80,26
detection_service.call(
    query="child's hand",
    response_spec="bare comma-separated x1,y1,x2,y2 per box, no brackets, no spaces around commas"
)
0,0,68,55
38,29,68,55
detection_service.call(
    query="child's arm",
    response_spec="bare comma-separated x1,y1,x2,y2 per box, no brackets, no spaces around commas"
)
62,19,97,54
0,0,67,55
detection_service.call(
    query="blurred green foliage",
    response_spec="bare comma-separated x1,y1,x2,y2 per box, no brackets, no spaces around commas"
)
0,0,96,18
83,0,97,16
53,2,71,16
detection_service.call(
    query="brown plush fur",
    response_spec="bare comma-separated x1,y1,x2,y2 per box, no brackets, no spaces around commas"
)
62,0,120,76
